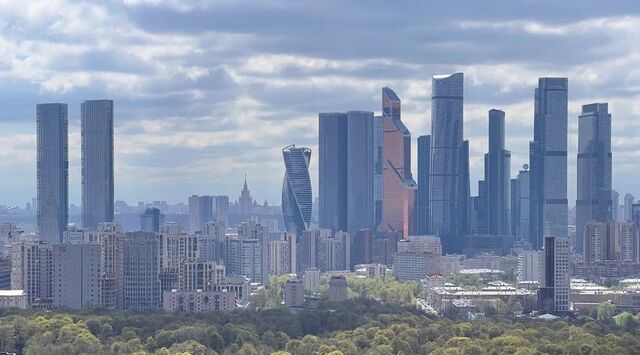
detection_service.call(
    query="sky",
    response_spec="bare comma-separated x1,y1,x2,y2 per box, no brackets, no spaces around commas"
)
1,0,640,207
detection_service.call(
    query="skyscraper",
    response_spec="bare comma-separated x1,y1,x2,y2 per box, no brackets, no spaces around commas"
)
529,78,568,250
188,195,213,233
373,115,384,228
282,145,312,236
318,112,348,232
380,88,417,237
575,103,612,252
612,190,620,222
624,193,635,222
429,73,469,240
37,103,68,244
538,236,570,314
81,99,114,230
140,207,163,233
346,111,375,236
485,109,511,235
513,165,531,244
417,135,431,234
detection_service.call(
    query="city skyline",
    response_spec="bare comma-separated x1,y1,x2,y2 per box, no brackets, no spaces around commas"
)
2,2,640,206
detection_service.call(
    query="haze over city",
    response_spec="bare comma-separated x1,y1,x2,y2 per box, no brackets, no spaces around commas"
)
1,0,640,206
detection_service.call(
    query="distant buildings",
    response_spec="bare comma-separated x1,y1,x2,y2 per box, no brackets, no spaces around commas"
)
81,100,114,230
624,194,635,222
188,195,214,233
582,222,639,263
37,103,69,244
226,220,270,286
303,268,320,292
269,232,296,275
529,78,569,249
576,103,612,252
428,73,470,246
0,290,27,309
281,145,312,236
140,207,163,233
512,165,530,246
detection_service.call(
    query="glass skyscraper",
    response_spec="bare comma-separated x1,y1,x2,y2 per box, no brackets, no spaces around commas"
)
282,145,312,236
575,103,612,252
81,99,114,230
380,87,417,237
318,112,348,232
429,73,469,239
529,77,568,250
37,103,68,244
485,109,511,235
417,135,431,235
346,111,374,237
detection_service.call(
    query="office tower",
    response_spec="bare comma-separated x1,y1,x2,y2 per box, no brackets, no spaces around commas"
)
140,207,163,233
633,204,640,228
226,220,270,286
529,78,568,250
188,195,213,233
380,87,417,237
575,103,612,252
282,145,312,236
538,236,570,314
583,222,639,263
513,165,531,244
612,190,620,222
269,232,296,275
485,109,511,235
347,111,375,236
81,100,114,230
123,232,161,311
429,73,469,239
373,115,384,228
11,242,53,306
83,222,124,309
52,243,102,309
36,103,68,244
213,195,229,225
624,194,635,221
417,135,431,234
319,113,348,232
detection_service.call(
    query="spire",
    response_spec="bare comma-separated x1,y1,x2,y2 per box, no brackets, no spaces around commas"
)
243,174,248,191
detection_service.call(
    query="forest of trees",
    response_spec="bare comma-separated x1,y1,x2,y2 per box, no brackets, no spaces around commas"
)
1,298,640,354
1,276,639,354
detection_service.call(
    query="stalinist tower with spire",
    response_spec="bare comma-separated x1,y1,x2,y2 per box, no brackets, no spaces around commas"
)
238,174,254,215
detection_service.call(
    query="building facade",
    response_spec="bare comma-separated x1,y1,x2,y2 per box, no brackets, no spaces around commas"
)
318,112,348,232
123,232,161,311
417,135,431,234
52,243,102,309
485,109,511,235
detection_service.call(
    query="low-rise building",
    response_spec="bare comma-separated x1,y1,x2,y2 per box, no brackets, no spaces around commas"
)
163,290,236,313
0,290,27,309
356,263,387,278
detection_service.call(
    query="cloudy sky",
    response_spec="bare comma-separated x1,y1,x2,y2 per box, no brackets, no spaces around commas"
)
1,0,640,207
